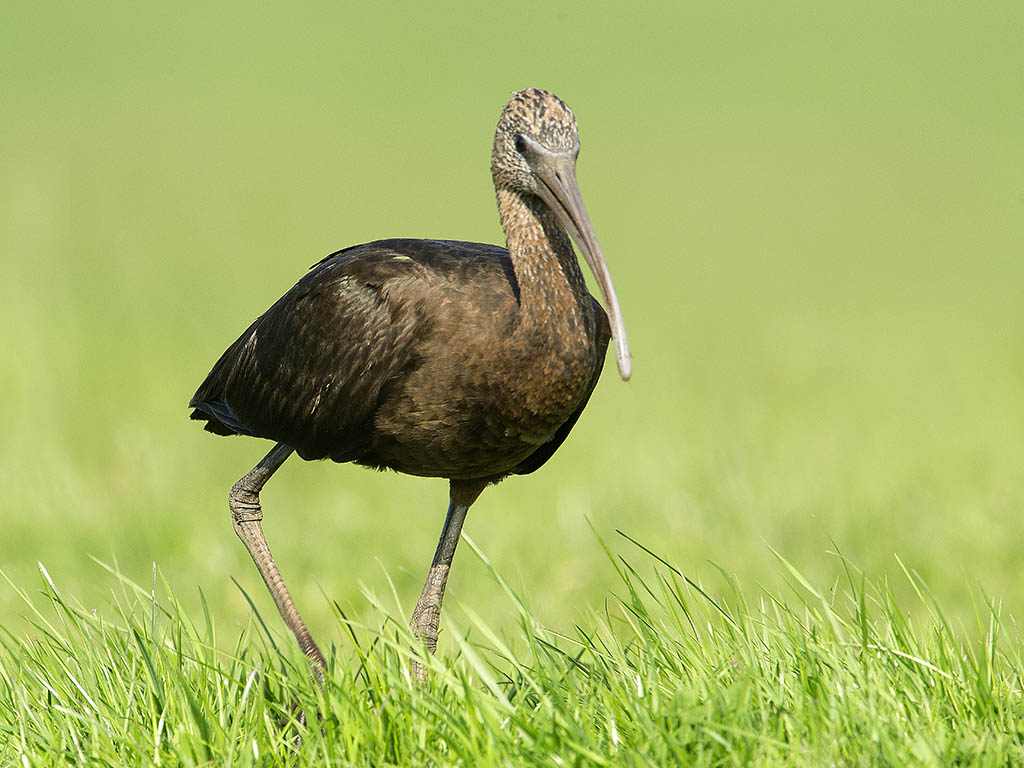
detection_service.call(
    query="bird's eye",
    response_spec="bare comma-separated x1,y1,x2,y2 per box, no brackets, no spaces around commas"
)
514,134,527,154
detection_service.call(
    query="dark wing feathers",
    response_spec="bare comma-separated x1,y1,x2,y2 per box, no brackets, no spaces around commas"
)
190,399,254,437
190,245,431,461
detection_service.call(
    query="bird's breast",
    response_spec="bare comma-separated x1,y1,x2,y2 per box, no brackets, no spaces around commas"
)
365,288,600,480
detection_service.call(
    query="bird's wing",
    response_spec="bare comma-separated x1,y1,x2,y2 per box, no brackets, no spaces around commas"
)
189,248,435,461
510,299,611,476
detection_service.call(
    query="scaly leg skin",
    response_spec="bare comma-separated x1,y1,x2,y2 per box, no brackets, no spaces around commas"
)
229,443,328,679
409,480,484,682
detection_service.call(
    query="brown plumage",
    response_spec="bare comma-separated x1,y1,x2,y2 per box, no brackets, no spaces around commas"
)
189,88,630,678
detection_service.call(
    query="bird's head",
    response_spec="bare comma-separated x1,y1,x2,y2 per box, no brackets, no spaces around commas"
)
491,88,631,381
491,88,580,194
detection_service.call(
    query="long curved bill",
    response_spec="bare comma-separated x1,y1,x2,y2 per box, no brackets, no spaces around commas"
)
529,148,632,380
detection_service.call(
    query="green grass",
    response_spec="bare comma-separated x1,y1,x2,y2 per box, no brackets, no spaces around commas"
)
2,0,1024,764
2,536,1022,766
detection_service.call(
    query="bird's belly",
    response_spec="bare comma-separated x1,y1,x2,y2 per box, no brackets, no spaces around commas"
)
363,355,595,480
367,432,540,481
364,402,563,480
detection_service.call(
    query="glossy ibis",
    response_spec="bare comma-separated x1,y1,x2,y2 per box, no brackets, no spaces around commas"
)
189,88,631,678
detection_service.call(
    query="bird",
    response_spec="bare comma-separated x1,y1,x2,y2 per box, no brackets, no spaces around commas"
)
188,88,631,679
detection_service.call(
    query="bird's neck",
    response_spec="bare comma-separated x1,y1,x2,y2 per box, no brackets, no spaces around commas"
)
496,187,589,312
494,187,599,420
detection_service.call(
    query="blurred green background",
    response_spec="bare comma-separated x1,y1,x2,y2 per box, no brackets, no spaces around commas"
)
1,1,1022,640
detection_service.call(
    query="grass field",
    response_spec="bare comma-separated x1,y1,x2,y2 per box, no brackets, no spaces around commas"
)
2,1,1023,764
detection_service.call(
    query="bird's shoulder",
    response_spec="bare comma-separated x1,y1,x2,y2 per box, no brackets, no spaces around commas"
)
257,238,519,338
308,238,516,292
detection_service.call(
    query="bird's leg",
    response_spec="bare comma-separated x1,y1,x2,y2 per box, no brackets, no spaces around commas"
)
229,442,328,677
410,501,468,656
409,480,485,680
